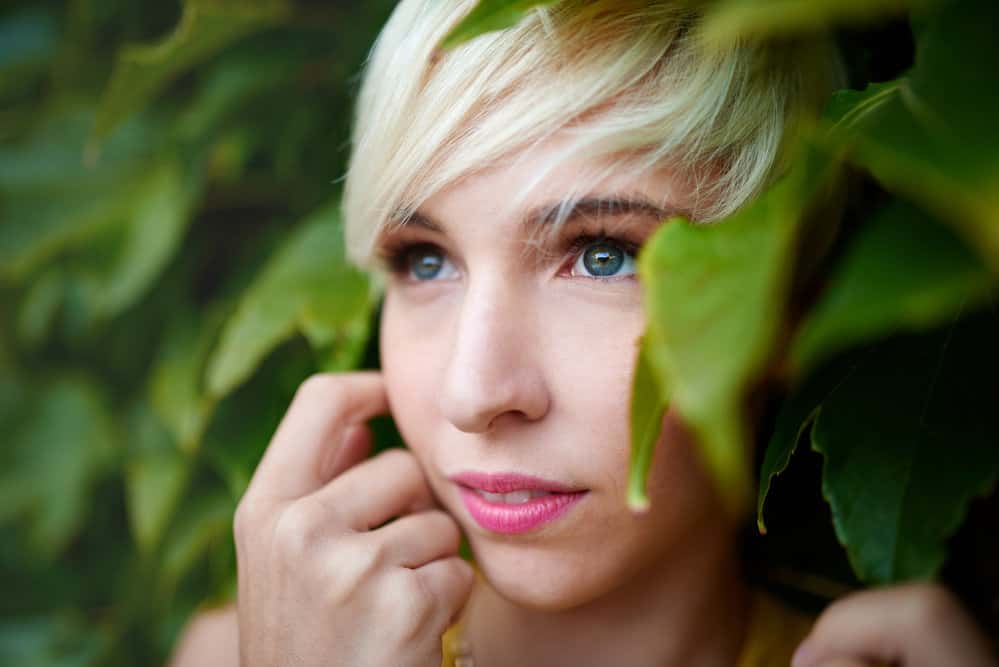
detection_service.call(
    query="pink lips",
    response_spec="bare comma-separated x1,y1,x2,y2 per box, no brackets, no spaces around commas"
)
450,472,588,534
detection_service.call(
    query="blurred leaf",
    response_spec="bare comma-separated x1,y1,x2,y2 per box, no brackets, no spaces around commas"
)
639,152,837,510
812,312,999,583
627,336,668,512
0,378,115,559
160,491,235,592
0,613,109,667
92,0,291,143
0,109,152,282
701,0,925,45
0,8,58,97
150,307,226,453
207,202,374,398
826,0,999,269
75,159,201,322
124,404,191,554
16,267,65,347
791,201,995,374
440,0,559,49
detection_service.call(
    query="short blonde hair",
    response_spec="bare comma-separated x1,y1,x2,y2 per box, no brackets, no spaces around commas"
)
343,0,842,264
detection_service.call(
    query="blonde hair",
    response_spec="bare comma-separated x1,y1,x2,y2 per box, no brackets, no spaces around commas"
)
343,0,842,265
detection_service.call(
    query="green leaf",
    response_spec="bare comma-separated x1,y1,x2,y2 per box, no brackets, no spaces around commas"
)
206,202,374,399
756,360,857,533
639,154,836,510
0,109,152,282
812,312,999,583
16,267,65,347
0,378,115,559
124,404,191,554
150,308,226,454
440,0,559,49
701,0,927,45
75,159,200,322
825,0,999,270
0,612,109,667
92,0,291,143
160,491,235,592
791,201,995,374
627,336,668,512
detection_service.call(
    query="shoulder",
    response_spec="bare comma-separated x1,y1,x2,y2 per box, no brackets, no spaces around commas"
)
169,603,239,667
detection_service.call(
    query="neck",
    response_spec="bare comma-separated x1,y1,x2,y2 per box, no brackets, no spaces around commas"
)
460,523,749,667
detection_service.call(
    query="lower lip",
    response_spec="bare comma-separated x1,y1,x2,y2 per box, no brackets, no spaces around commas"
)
457,487,587,534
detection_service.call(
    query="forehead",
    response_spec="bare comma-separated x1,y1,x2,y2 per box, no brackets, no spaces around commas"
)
416,134,695,230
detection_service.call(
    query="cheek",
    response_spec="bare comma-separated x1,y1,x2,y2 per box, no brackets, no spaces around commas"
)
379,295,442,458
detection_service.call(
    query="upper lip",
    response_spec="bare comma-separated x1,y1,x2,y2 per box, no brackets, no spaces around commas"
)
449,471,583,494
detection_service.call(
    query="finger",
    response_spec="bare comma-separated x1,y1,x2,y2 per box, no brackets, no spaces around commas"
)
792,584,996,667
414,557,475,625
375,510,462,568
319,422,373,483
248,372,388,501
314,448,434,530
815,660,869,667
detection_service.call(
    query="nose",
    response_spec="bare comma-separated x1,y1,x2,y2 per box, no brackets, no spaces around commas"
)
439,278,550,433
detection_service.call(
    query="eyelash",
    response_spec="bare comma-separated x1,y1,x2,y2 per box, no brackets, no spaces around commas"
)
378,231,641,281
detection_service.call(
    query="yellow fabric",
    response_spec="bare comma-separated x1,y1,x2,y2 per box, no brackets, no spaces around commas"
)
440,589,814,666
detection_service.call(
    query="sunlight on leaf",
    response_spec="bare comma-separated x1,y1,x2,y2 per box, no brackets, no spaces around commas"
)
206,203,375,399
639,152,837,512
627,336,668,512
440,0,559,49
124,404,191,554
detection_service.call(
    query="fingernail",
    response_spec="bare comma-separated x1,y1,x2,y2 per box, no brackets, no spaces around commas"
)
791,638,815,667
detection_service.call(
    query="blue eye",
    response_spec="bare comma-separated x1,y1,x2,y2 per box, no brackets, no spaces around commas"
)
406,245,458,281
571,240,637,278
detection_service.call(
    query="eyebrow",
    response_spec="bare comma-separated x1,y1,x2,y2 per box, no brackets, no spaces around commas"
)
392,195,686,233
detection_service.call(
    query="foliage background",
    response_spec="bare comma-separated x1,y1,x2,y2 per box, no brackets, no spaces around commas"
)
1,0,996,664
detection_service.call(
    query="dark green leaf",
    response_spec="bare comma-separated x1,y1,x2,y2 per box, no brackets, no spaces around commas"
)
627,336,668,511
440,0,559,49
701,0,928,45
825,0,999,269
812,312,999,583
92,0,291,143
756,360,857,533
0,378,114,559
791,201,995,374
206,202,375,398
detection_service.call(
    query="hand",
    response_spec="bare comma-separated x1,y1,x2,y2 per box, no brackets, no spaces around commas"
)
233,372,474,667
792,583,997,667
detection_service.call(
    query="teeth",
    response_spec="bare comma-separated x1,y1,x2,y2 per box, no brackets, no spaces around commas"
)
477,489,551,504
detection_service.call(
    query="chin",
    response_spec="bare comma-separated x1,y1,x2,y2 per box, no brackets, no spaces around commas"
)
469,537,624,612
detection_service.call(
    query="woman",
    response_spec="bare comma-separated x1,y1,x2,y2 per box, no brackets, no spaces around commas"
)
172,1,997,665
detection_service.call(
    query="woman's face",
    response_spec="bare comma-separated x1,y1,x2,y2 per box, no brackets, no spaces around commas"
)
378,137,733,611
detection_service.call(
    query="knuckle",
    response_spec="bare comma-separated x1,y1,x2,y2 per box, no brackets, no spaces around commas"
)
272,502,321,560
906,583,957,628
379,447,420,476
295,373,350,416
232,496,265,547
387,571,435,641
